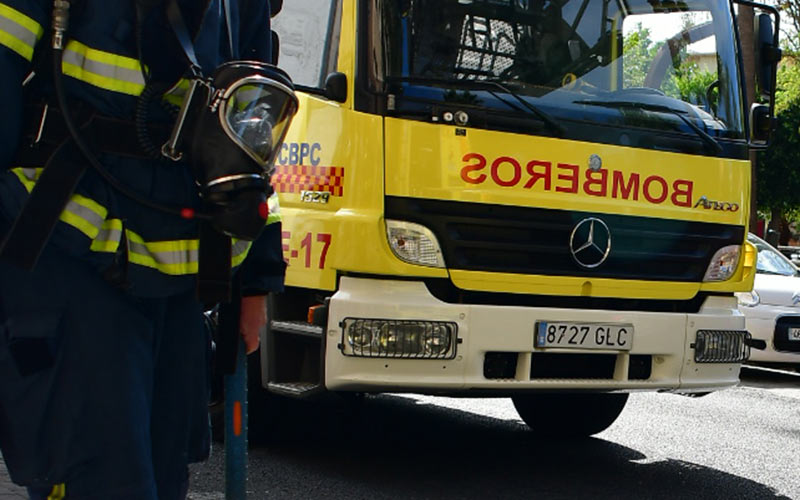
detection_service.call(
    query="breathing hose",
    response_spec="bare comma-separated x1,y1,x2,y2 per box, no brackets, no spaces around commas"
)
50,0,210,221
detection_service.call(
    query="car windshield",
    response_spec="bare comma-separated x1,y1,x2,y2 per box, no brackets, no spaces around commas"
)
368,0,746,155
748,235,799,277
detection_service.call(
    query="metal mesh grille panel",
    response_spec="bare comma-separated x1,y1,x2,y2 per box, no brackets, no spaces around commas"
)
694,330,749,363
341,318,458,359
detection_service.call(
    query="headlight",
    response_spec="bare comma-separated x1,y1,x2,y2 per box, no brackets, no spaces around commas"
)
343,318,457,359
735,290,760,307
386,220,445,268
703,245,740,282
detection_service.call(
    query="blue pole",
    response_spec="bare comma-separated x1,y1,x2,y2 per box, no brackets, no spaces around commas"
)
224,338,248,500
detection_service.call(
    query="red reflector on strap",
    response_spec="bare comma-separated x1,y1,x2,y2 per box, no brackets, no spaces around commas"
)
258,201,269,220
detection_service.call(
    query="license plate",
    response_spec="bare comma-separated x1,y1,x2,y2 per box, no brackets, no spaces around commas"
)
535,321,633,350
789,327,800,341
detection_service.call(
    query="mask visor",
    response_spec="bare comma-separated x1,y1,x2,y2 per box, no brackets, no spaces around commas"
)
221,75,298,172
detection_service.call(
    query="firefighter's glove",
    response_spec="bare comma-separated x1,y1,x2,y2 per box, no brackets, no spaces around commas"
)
239,295,266,354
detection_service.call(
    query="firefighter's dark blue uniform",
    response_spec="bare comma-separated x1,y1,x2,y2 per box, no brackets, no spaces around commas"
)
0,0,284,498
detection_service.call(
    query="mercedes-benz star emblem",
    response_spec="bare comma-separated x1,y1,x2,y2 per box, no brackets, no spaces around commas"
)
570,218,611,269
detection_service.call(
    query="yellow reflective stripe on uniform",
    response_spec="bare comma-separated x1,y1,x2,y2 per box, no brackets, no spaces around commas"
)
231,239,253,267
163,77,191,107
0,3,42,61
8,167,255,274
126,229,199,275
10,168,107,239
46,483,66,500
10,166,38,190
60,193,107,238
62,39,145,96
125,231,253,275
90,218,123,253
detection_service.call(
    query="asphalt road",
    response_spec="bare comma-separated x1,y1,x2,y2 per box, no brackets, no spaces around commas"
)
189,367,800,500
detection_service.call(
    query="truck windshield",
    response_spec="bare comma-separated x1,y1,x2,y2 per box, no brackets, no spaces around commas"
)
367,0,746,156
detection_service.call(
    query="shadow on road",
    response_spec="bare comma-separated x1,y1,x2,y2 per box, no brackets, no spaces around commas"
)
193,393,790,500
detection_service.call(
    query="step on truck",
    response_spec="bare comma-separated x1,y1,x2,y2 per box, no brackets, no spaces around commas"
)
258,0,781,436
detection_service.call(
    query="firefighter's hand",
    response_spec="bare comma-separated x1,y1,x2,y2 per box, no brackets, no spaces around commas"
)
240,295,267,354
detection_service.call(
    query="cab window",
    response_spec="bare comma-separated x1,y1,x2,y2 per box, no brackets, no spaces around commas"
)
272,0,340,88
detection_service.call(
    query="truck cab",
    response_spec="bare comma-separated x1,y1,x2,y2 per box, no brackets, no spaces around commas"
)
262,0,780,436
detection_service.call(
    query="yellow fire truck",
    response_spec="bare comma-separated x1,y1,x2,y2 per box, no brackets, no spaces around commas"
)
259,0,781,436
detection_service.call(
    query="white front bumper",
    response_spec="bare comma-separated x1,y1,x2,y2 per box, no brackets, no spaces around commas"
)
324,277,745,393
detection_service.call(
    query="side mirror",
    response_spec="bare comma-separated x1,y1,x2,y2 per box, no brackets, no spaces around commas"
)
749,103,773,147
754,12,782,99
324,72,348,103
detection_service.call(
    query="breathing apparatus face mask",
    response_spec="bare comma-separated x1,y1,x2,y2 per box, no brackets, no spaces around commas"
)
164,61,298,240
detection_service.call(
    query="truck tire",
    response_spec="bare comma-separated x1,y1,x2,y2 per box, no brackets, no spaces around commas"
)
512,393,628,437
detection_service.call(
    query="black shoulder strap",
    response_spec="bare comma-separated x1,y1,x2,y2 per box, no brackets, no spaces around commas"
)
166,0,202,74
222,0,234,59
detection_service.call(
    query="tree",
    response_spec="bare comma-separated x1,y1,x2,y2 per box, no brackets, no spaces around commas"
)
775,1,800,55
757,59,800,244
752,1,800,244
622,24,658,88
622,23,719,106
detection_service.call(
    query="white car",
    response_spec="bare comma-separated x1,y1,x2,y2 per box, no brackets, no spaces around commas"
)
737,233,800,368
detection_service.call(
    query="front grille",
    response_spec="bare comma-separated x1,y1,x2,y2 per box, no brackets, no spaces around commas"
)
773,316,800,353
386,197,744,282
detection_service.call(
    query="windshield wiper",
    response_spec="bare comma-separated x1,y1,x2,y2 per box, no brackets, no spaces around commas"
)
387,76,565,136
574,99,723,154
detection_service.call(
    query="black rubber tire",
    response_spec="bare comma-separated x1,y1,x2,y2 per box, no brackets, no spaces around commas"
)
512,393,629,437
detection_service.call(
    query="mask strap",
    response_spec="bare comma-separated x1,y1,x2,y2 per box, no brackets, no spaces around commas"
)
166,0,203,76
221,0,235,60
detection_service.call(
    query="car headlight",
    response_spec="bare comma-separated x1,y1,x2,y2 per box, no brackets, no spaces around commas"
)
386,220,445,268
703,245,740,282
735,290,760,307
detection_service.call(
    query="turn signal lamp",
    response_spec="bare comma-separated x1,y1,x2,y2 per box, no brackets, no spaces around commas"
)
386,220,445,268
342,318,457,359
703,245,740,282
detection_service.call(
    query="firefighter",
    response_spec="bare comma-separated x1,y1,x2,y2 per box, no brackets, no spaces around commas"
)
0,0,291,498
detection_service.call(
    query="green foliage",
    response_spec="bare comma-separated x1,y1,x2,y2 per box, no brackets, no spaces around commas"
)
622,24,716,107
622,24,657,88
673,63,718,108
775,1,800,55
758,59,800,213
